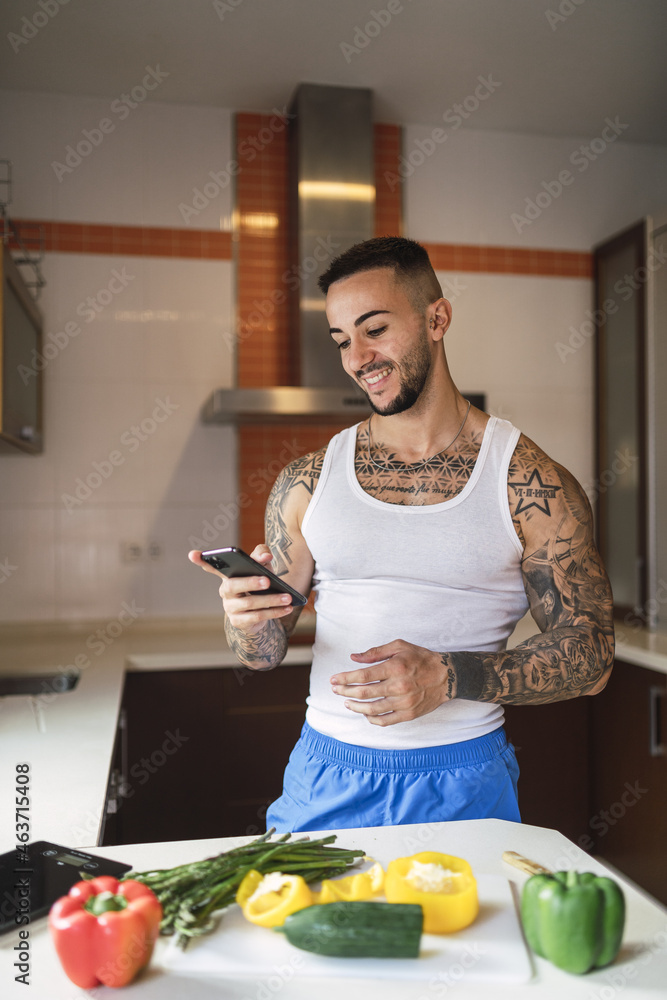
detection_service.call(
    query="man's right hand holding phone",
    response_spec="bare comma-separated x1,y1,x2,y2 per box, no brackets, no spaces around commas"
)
188,544,295,634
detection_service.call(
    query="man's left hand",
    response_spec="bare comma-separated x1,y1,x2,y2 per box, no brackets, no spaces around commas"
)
330,640,453,726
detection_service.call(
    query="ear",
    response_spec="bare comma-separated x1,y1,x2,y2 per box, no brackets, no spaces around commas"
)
427,298,453,341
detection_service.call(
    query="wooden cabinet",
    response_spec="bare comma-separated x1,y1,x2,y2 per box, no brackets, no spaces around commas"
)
503,698,591,843
505,659,667,906
589,658,667,904
100,655,667,909
100,663,310,846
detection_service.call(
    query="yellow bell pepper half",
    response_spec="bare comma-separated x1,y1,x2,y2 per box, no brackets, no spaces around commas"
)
236,869,314,928
384,852,478,934
313,862,385,903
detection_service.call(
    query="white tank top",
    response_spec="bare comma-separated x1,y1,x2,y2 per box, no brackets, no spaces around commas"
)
301,415,530,750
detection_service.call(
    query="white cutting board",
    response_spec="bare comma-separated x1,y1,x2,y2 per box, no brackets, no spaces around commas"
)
161,875,533,983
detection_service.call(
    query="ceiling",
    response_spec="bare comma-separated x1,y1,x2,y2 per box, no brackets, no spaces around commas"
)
1,0,666,145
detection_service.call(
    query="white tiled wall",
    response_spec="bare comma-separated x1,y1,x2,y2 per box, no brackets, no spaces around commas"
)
403,123,667,249
0,91,236,622
438,272,593,486
0,90,233,228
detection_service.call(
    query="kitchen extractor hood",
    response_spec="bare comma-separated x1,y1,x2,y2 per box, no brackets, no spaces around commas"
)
203,82,374,425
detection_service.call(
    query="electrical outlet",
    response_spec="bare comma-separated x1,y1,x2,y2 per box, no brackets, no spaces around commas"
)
120,541,143,563
147,542,162,561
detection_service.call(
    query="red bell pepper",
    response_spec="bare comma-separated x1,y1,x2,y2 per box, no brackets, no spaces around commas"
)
49,875,162,988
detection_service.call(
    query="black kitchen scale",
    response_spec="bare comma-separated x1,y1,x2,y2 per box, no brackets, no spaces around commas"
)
0,841,132,935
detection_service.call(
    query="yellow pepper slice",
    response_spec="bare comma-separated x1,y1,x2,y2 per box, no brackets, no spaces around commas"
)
236,869,313,928
314,862,385,903
384,852,478,934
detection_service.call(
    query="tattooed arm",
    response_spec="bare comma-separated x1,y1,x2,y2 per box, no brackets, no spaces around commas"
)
331,435,615,725
444,434,615,704
222,449,323,669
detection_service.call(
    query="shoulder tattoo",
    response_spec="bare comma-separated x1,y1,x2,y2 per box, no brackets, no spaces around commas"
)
265,448,325,575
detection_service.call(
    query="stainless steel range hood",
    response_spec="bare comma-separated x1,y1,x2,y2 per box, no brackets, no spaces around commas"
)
203,83,374,425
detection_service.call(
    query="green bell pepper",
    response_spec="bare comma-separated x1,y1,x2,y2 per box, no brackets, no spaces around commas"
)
520,870,625,975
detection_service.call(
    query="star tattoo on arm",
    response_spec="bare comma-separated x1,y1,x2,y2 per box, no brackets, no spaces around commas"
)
442,435,614,706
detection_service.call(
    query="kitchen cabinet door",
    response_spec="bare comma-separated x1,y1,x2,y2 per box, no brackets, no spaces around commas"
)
218,664,311,836
594,220,649,619
503,698,591,843
589,658,667,904
101,664,310,845
105,668,228,844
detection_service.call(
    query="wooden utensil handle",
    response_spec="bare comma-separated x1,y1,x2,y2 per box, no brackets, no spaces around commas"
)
502,851,552,875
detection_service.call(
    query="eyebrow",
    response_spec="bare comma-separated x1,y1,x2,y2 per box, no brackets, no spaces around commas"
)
329,310,390,336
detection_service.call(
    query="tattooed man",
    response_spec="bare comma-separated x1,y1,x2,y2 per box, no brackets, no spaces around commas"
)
191,237,614,831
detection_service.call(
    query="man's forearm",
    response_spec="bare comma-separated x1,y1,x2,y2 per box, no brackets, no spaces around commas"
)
444,623,615,705
224,616,289,670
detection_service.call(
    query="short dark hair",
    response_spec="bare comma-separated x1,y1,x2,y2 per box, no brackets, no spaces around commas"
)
317,236,442,311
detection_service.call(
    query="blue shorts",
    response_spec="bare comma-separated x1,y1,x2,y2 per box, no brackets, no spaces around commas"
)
266,721,521,832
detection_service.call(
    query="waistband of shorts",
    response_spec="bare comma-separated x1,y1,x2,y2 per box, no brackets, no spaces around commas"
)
298,721,510,773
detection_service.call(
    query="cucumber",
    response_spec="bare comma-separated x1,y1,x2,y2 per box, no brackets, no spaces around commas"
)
275,902,423,958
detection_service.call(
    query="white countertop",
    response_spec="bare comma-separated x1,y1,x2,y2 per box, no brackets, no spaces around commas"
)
1,613,666,854
0,616,315,850
0,819,665,1000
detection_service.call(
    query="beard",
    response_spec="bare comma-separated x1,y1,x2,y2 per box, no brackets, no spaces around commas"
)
357,328,433,416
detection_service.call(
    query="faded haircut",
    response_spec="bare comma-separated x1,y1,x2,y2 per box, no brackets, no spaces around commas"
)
317,236,443,313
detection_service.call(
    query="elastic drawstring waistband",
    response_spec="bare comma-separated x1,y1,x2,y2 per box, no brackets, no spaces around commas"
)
297,721,510,774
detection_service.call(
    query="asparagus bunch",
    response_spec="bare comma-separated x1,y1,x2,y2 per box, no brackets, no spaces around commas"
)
123,828,366,949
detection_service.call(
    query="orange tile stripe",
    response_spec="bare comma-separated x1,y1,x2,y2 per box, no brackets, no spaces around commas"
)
10,219,233,260
9,224,592,277
236,111,292,389
374,123,402,237
423,241,592,278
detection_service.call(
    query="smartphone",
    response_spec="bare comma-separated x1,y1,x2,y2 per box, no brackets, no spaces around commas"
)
200,546,308,606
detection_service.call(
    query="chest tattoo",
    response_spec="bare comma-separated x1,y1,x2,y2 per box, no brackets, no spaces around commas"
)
354,423,483,506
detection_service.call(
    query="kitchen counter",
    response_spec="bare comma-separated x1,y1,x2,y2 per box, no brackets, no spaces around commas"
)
1,613,666,853
1,819,666,1000
0,615,316,850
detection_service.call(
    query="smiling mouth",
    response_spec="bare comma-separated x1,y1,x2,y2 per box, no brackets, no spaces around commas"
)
362,366,392,386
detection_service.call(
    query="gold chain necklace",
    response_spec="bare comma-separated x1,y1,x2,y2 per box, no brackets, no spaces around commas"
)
367,399,471,473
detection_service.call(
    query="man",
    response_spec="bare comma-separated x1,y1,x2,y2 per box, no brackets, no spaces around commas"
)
190,236,614,832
